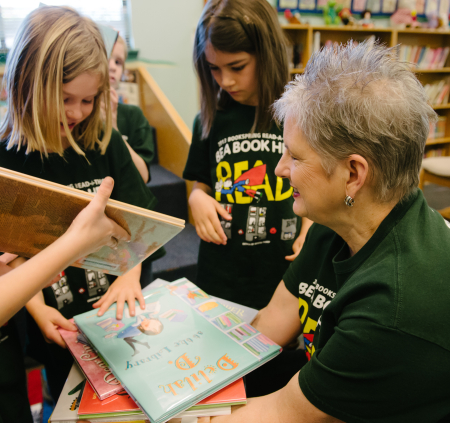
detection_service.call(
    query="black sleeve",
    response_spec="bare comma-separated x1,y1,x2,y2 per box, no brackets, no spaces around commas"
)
183,114,212,187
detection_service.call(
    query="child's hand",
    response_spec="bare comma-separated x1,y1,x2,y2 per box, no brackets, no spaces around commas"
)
189,188,231,245
92,267,145,320
31,304,77,348
64,177,131,258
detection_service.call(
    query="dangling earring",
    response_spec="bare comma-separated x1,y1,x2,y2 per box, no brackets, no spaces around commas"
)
344,195,354,207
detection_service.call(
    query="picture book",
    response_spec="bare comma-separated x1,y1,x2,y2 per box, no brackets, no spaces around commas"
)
78,381,232,420
0,167,184,276
74,278,281,423
50,363,213,423
49,363,86,423
143,280,258,324
78,376,244,417
58,321,123,400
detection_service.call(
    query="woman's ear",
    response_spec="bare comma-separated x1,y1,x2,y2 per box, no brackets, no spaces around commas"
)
345,154,369,198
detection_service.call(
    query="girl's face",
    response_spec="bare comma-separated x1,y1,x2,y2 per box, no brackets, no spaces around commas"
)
109,42,126,90
204,42,258,106
61,72,100,142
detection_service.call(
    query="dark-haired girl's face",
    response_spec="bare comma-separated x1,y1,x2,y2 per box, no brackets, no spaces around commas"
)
205,42,258,106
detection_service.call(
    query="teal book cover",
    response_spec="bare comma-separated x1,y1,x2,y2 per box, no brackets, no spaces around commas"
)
74,278,281,423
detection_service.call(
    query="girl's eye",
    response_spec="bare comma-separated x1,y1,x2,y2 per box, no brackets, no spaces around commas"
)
83,100,94,104
209,66,219,72
116,60,123,66
232,65,245,71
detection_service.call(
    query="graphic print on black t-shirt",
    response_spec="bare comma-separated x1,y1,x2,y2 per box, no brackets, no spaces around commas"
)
213,133,295,247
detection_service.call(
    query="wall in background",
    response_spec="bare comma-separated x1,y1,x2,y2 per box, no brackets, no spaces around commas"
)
130,0,204,129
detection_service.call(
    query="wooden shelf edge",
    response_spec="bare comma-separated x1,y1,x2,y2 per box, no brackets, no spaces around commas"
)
426,137,450,145
415,67,450,73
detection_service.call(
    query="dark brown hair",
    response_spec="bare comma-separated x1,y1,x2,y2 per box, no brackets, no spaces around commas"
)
194,0,289,139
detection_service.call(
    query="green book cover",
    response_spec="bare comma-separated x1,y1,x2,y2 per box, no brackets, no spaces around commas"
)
74,278,281,423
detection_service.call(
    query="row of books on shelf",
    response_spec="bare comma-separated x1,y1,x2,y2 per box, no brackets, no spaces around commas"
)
398,45,450,70
425,78,450,106
428,116,447,140
424,147,446,158
50,278,276,423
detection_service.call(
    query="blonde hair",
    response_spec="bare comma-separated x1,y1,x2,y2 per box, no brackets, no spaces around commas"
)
115,35,128,61
0,6,112,156
194,0,289,139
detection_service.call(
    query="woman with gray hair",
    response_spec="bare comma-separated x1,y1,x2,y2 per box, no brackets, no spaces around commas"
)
211,41,450,423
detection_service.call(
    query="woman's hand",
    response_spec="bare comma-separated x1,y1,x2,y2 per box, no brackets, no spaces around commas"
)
189,184,231,245
92,265,145,320
28,301,77,348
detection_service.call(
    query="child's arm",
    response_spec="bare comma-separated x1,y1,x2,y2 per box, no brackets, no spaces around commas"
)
109,88,149,182
92,263,145,320
0,177,131,327
189,181,232,245
285,217,314,262
26,292,76,348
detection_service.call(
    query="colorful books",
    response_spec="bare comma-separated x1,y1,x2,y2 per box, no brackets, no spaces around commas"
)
0,167,184,276
49,363,213,423
58,321,123,400
78,377,243,419
74,278,281,423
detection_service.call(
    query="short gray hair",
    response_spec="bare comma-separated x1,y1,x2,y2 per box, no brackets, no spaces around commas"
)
273,40,437,202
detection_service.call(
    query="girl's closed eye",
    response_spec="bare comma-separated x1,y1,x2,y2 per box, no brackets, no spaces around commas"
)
231,65,245,71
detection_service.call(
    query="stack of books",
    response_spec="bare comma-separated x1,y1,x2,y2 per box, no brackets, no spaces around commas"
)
398,45,450,70
424,78,450,106
51,279,279,423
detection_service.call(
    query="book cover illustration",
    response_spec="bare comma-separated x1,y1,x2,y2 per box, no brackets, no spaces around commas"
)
0,167,184,276
58,320,123,400
49,363,85,422
74,278,281,423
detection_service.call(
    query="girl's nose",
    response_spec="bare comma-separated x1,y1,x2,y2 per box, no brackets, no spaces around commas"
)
221,72,235,89
66,106,82,121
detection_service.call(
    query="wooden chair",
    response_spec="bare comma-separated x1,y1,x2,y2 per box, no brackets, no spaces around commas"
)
419,157,450,220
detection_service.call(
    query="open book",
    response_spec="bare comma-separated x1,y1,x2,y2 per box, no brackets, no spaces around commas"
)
0,167,184,275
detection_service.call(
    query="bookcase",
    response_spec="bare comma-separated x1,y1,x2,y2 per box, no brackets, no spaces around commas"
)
282,25,450,157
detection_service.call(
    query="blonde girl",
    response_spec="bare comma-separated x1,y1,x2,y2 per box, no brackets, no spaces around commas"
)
184,0,312,311
0,6,157,401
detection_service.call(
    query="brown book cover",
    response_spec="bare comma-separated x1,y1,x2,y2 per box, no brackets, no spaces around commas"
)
0,167,184,276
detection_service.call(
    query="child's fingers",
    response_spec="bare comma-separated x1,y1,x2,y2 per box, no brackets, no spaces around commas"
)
115,298,125,320
55,315,77,332
90,177,114,211
136,291,146,310
46,328,67,348
126,295,136,318
215,204,232,221
209,216,227,245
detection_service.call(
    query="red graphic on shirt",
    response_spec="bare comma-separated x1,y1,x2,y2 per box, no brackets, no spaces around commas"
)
270,227,277,234
303,333,314,361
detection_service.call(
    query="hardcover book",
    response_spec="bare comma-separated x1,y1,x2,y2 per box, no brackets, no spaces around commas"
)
58,321,123,400
74,278,281,423
78,376,245,418
0,167,184,276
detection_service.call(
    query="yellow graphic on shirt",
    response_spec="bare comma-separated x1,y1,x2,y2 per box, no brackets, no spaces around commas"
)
215,160,292,204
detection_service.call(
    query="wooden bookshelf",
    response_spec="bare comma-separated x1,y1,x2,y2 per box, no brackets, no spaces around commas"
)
282,25,450,156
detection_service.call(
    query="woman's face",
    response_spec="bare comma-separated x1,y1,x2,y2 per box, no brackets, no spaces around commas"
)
61,72,100,142
204,42,258,106
275,117,346,223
